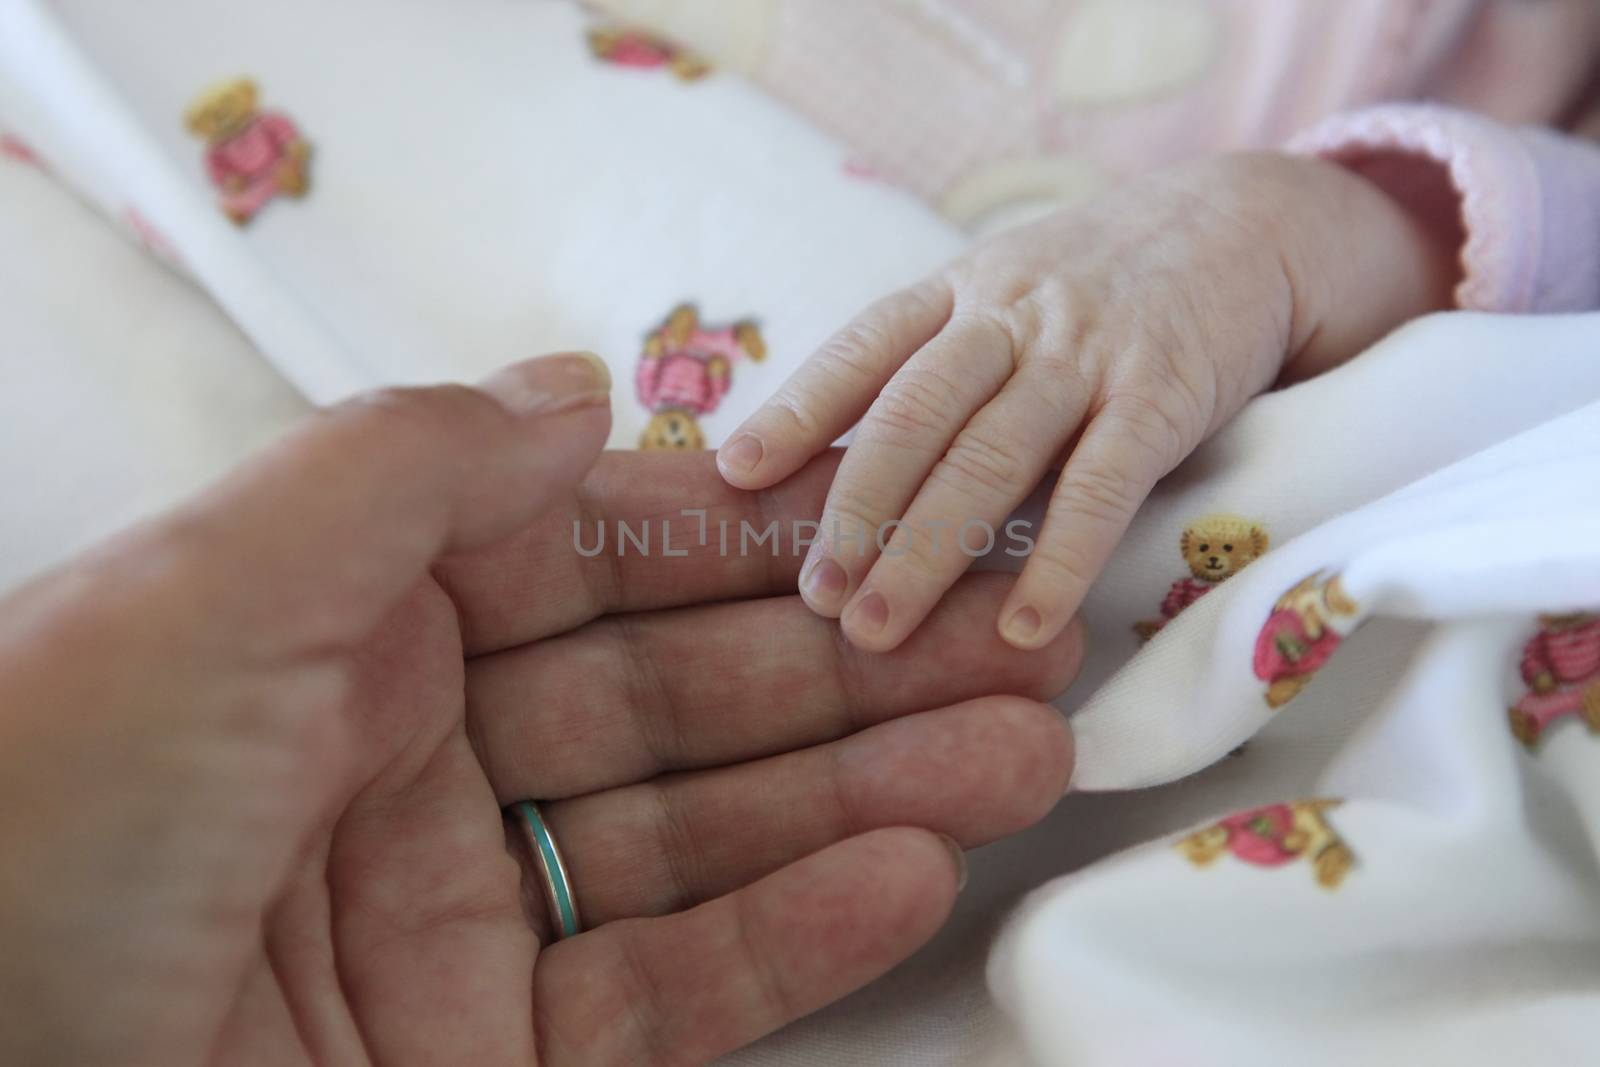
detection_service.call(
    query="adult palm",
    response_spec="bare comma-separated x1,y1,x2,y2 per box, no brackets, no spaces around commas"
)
0,357,1079,1066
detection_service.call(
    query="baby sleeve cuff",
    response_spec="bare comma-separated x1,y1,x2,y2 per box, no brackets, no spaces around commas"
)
1288,103,1600,314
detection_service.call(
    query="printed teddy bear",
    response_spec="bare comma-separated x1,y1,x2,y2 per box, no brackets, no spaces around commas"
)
639,410,706,450
1252,571,1360,709
1509,613,1600,748
587,26,712,81
1133,514,1269,640
1178,798,1353,890
635,304,765,450
184,78,310,225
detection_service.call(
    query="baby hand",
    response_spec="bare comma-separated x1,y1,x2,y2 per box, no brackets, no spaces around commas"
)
718,153,1457,651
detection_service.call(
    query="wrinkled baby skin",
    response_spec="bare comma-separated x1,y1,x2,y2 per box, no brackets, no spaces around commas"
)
719,152,1458,652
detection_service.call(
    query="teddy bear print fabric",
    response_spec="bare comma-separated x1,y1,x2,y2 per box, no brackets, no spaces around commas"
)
1251,571,1359,709
1132,514,1268,640
1509,614,1600,749
182,78,310,225
586,25,710,82
633,304,766,450
979,310,1600,1066
0,0,963,422
1177,797,1353,889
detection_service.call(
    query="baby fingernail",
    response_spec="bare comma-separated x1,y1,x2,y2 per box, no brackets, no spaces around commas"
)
848,591,890,637
803,557,848,605
719,433,764,478
1003,605,1043,647
937,833,969,892
481,352,612,417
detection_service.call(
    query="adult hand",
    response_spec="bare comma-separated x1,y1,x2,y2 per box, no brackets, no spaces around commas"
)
0,354,1082,1066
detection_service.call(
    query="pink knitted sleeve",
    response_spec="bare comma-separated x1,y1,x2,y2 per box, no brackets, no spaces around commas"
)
1288,104,1600,314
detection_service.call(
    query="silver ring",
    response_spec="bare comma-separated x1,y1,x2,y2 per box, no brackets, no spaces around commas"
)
511,801,582,940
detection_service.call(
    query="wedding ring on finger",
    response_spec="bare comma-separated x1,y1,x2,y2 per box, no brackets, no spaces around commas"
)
511,800,582,940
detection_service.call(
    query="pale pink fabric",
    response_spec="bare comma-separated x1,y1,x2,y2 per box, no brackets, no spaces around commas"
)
618,0,1600,313
1292,104,1600,314
687,0,1597,201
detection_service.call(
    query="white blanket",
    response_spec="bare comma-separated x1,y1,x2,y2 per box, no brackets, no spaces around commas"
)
0,0,960,442
992,311,1600,1067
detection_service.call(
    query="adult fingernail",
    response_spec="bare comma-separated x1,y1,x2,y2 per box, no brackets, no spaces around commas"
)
1002,605,1042,647
803,557,848,606
937,833,968,892
719,433,764,478
847,591,889,637
481,352,612,417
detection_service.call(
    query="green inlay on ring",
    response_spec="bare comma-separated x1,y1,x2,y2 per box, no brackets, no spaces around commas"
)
517,801,580,939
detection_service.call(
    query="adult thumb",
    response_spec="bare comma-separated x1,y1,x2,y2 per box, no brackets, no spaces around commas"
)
164,352,614,653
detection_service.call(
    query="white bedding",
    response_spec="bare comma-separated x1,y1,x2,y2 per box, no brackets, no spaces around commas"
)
0,0,961,436
0,149,305,581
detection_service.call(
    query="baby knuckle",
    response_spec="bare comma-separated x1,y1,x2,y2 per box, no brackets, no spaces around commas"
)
946,306,1012,338
1027,352,1091,395
1101,393,1186,468
870,368,963,437
789,339,883,419
765,388,824,440
1027,537,1097,593
1059,463,1141,524
949,308,1021,364
936,431,1028,498
819,499,883,556
886,520,948,578
899,279,951,320
819,319,896,378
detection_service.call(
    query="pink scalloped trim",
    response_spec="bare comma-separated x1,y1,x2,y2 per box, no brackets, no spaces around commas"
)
1287,104,1542,314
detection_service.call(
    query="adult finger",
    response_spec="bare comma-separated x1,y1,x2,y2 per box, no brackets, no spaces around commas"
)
469,572,1084,799
534,696,1073,929
799,314,1016,619
532,828,963,1066
836,366,1090,651
999,396,1182,649
438,450,842,656
716,280,952,490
